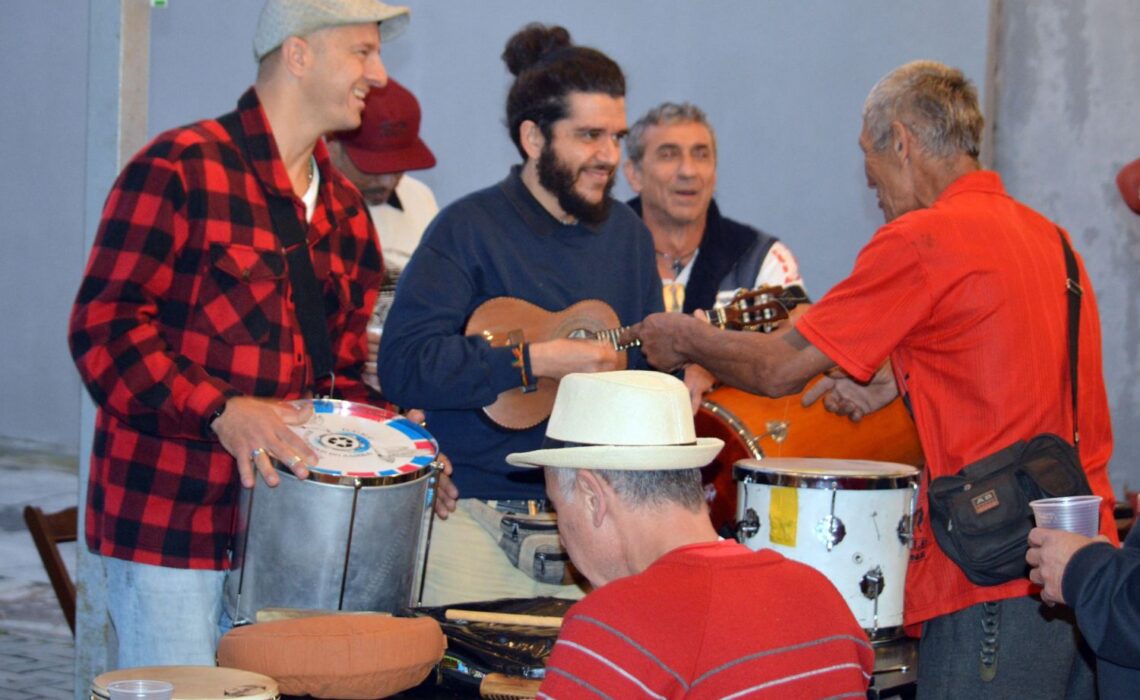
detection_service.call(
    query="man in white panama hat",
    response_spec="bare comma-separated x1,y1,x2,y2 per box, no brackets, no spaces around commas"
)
507,370,873,698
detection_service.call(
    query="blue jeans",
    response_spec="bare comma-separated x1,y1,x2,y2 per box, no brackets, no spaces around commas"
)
103,557,226,668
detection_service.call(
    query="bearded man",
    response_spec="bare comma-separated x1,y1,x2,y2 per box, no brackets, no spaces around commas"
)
377,23,661,604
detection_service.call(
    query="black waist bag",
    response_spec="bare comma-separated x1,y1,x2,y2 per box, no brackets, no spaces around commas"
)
927,433,1092,586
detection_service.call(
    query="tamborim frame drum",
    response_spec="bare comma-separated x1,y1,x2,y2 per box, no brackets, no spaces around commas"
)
91,666,278,699
734,458,919,638
225,399,439,625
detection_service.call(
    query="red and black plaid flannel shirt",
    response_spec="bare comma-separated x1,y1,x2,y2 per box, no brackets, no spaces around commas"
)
69,88,384,569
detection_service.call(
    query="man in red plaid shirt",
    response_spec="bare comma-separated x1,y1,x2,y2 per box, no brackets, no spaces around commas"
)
67,0,434,667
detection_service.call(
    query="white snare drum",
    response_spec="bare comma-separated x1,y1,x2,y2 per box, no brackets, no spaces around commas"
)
734,458,919,638
91,666,278,699
225,399,440,625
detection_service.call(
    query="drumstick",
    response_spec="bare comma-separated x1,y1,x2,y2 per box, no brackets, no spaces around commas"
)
444,609,563,628
479,673,542,700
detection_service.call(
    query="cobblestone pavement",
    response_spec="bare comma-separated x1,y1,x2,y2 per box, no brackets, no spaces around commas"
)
0,443,79,698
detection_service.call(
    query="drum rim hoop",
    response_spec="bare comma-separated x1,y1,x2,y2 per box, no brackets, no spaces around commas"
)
288,397,438,485
290,461,435,487
700,399,764,458
733,463,918,490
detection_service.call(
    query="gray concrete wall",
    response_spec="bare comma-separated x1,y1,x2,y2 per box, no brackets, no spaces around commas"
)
993,1,1140,496
0,2,90,453
1,0,988,455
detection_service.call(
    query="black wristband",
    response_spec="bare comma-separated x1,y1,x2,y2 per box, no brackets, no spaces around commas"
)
206,403,226,435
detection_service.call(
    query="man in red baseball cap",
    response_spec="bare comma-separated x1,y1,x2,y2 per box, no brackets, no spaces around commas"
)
327,79,439,390
328,78,439,275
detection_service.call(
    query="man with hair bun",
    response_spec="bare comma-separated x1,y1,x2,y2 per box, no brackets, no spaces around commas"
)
632,59,1117,698
379,23,661,604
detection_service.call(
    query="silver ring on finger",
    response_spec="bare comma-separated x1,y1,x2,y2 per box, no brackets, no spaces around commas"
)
251,447,267,459
286,454,303,468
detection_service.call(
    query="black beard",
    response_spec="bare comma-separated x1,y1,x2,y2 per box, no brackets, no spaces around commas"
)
537,143,614,225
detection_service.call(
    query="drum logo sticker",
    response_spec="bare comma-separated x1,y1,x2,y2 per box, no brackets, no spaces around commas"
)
971,489,999,515
316,431,371,455
769,486,798,547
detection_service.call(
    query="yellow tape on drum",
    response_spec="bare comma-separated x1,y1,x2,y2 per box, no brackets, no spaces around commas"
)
768,486,799,546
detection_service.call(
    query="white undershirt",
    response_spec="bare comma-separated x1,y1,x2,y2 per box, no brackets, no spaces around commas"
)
302,156,319,223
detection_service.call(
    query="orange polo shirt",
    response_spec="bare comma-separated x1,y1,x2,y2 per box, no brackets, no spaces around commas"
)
797,170,1116,628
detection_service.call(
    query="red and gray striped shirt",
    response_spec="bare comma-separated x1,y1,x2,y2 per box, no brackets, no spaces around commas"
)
539,541,873,699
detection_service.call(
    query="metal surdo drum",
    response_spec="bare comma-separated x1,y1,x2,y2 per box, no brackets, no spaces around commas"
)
225,399,439,626
734,458,919,638
91,666,278,699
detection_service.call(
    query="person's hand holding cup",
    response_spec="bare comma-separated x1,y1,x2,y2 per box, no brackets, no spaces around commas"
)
1026,494,1107,606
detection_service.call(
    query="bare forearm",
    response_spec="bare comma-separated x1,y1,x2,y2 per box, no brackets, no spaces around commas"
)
677,325,819,397
633,313,830,398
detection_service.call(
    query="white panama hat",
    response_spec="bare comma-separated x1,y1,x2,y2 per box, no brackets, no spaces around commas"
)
506,371,723,471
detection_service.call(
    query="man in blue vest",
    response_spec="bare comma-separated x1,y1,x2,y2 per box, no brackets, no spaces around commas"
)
624,102,807,405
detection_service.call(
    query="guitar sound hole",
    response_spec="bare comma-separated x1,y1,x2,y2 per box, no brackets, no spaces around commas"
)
567,329,592,340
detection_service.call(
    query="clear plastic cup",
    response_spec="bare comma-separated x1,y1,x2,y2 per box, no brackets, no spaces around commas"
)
1029,495,1102,537
107,680,175,700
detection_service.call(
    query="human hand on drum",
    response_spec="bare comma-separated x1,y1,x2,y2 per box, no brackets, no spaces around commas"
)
211,397,319,488
802,363,898,422
433,453,459,519
395,407,457,518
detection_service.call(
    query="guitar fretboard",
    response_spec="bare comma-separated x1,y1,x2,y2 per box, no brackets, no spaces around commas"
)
594,327,640,351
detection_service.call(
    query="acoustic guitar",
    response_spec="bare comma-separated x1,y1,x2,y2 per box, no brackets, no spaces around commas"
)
465,286,801,429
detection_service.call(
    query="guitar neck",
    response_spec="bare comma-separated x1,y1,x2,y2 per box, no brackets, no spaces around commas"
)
594,326,640,351
709,284,808,333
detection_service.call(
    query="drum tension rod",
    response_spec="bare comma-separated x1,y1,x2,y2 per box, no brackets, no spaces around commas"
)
761,420,789,444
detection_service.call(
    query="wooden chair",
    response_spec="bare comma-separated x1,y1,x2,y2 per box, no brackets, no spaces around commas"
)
22,505,78,634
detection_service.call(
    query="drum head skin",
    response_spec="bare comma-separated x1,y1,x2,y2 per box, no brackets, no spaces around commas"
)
92,666,278,699
734,458,919,490
288,399,438,484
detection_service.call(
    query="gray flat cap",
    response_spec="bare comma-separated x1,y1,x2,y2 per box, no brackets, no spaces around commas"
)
254,0,410,60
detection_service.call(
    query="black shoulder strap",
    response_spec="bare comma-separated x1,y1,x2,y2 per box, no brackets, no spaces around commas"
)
1058,227,1081,448
218,111,336,390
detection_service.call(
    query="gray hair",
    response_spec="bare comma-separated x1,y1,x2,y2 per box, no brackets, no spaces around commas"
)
547,466,705,511
625,101,717,166
862,60,983,159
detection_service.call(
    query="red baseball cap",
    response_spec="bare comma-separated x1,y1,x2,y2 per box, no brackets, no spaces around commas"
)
332,79,436,174
1118,157,1140,215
